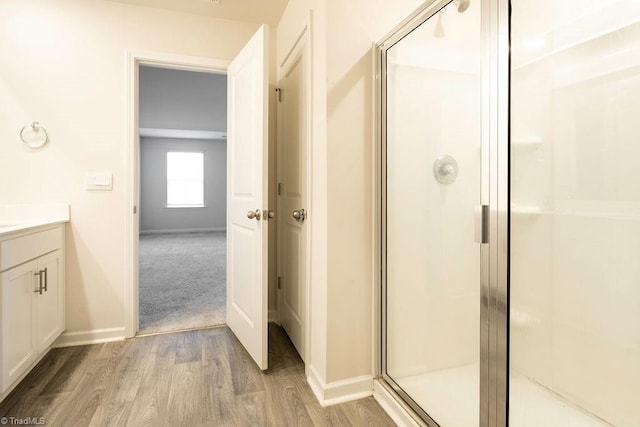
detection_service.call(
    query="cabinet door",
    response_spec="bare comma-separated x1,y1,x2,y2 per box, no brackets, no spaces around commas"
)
36,250,63,352
1,261,37,392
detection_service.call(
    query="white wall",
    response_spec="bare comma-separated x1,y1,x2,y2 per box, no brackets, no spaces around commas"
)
139,137,226,233
324,0,426,384
139,66,227,132
277,0,431,388
0,0,259,337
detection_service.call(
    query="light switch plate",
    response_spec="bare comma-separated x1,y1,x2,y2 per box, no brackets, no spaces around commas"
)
85,171,113,190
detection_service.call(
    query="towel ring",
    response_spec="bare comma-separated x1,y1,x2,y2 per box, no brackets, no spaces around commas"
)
20,121,49,148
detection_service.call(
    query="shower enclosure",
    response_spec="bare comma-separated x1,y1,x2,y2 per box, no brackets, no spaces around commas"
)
378,0,640,426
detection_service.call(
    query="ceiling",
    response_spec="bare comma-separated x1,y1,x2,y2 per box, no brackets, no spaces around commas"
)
139,66,227,133
106,0,289,26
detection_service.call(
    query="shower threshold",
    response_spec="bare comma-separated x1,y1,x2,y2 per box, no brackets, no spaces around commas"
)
394,363,613,427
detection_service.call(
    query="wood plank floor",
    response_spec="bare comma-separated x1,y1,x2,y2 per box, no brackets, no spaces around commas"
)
0,324,395,426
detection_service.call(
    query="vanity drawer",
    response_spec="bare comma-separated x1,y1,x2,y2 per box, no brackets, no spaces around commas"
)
0,227,62,272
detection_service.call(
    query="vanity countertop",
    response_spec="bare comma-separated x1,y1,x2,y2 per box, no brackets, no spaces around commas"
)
0,204,70,238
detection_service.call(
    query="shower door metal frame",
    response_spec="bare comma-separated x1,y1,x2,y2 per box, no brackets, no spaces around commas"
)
375,0,510,425
481,0,510,425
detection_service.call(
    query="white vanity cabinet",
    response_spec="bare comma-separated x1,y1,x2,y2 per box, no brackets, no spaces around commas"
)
0,225,65,395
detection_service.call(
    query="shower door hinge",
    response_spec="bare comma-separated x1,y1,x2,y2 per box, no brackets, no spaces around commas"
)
475,205,489,244
277,276,282,290
275,88,282,102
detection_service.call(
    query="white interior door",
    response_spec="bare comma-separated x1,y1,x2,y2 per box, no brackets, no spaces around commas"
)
277,53,307,359
226,25,270,370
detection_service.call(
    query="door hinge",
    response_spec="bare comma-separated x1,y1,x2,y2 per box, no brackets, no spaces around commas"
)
133,205,137,214
277,182,282,195
277,276,281,290
275,88,282,102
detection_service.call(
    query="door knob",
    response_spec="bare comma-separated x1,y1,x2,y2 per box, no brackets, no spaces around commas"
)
292,209,306,222
247,209,261,220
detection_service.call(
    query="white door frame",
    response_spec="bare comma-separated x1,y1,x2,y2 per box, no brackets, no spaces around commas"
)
124,50,229,338
276,26,313,365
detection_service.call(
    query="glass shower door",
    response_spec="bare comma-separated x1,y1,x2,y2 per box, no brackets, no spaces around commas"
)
381,1,482,425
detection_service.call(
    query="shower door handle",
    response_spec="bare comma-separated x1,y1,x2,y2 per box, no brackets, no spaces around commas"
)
475,205,489,244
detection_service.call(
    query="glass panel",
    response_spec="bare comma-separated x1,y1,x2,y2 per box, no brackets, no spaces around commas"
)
167,152,204,206
510,1,640,426
384,1,481,425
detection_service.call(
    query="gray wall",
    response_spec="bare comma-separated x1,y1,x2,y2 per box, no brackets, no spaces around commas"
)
139,66,227,131
139,66,227,233
140,137,226,233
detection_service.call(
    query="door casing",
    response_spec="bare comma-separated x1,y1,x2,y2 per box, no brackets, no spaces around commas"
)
124,51,229,338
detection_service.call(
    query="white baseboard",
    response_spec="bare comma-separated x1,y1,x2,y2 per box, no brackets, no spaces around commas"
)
373,380,422,427
53,327,126,347
139,228,226,235
268,309,277,323
307,365,373,407
307,365,326,403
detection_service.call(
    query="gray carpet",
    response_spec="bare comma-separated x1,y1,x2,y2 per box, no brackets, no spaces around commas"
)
138,232,226,334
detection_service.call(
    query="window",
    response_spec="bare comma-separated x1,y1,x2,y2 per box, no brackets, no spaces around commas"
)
166,152,204,207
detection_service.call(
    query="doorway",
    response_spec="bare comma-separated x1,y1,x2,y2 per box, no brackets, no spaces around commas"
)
137,65,228,335
124,52,231,341
126,26,274,370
